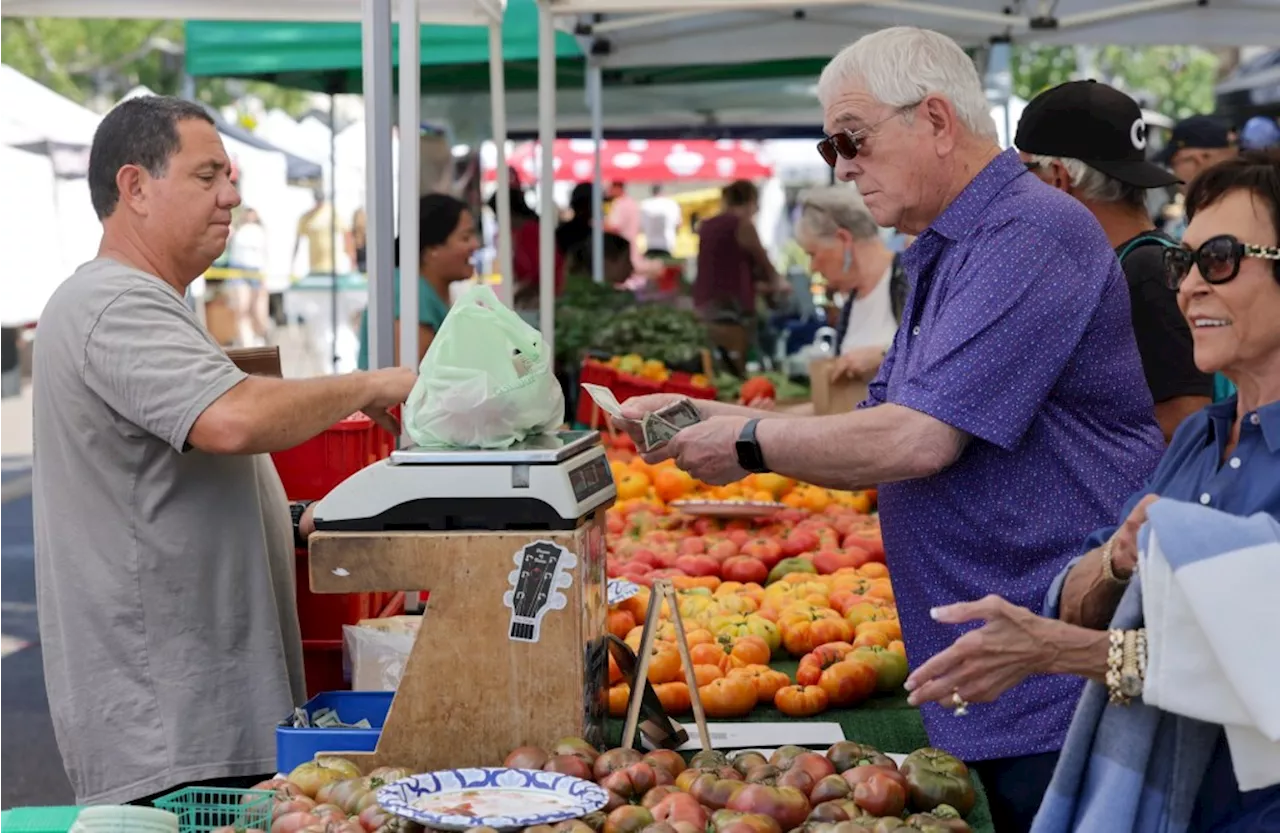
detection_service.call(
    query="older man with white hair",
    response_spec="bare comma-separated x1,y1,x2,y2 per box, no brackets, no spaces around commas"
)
623,27,1165,831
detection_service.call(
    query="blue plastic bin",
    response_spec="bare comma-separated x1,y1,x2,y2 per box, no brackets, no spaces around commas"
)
276,691,392,773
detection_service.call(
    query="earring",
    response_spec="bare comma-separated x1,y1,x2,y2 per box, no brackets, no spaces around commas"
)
842,248,853,274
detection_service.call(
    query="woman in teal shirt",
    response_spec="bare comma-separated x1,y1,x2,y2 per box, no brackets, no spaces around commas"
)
357,193,480,369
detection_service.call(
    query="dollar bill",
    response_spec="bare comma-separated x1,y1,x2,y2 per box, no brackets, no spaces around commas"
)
642,412,681,451
656,398,702,429
581,383,624,418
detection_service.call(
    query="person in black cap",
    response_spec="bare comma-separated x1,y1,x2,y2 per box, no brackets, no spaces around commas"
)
1016,80,1213,441
1162,114,1238,194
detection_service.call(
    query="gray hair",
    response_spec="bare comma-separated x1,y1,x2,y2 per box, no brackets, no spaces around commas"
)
1027,154,1147,209
818,26,997,142
795,186,880,242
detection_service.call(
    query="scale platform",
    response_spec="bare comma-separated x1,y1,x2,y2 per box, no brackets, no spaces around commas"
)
313,430,616,532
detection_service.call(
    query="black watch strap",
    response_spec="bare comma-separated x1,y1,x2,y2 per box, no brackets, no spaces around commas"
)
736,418,770,474
291,500,315,549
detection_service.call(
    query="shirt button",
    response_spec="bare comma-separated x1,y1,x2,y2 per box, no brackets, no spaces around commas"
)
912,326,921,336
1199,493,1212,505
1230,457,1242,469
1250,413,1261,425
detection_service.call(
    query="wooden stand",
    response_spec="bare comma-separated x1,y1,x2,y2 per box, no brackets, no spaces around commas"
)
307,521,609,774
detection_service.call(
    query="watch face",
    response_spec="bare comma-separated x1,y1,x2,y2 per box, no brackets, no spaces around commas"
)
1120,672,1143,697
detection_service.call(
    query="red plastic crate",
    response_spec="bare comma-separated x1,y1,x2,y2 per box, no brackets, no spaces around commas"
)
611,372,664,404
663,372,717,401
271,413,395,502
576,361,618,428
302,593,407,697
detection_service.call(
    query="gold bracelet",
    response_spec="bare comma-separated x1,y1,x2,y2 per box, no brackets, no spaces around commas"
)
1106,629,1128,705
1100,537,1130,585
1107,628,1145,705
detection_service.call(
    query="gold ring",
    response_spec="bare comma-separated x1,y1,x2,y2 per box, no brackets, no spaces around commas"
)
951,691,969,717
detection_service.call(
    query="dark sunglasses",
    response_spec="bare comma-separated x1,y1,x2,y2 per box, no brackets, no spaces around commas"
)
817,100,924,167
1162,234,1280,291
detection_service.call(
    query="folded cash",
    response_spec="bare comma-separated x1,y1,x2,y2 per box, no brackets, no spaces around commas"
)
641,412,681,451
581,383,624,418
311,707,372,730
656,398,702,429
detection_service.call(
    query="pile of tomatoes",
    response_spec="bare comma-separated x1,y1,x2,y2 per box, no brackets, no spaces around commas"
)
235,758,420,832
607,566,905,719
496,739,977,833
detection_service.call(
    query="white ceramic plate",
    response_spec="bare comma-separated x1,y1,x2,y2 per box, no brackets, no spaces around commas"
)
376,768,608,830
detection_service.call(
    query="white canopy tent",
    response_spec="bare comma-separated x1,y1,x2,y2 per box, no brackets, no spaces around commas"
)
1,0,514,377
527,0,1279,356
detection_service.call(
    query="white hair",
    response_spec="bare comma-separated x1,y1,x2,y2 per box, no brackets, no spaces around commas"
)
1027,154,1147,208
795,185,880,242
818,26,998,142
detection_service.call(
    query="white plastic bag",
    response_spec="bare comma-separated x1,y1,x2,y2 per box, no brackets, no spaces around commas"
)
404,284,564,448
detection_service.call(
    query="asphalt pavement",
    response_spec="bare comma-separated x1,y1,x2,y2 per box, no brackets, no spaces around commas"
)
2,464,76,809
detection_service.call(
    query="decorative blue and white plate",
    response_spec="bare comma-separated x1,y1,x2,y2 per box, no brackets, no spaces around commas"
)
607,578,640,605
375,767,608,830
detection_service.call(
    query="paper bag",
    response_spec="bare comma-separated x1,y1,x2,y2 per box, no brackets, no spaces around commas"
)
808,357,868,416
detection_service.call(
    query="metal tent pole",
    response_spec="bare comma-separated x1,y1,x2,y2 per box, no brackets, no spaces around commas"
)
588,61,605,284
537,0,557,355
489,20,514,305
399,0,422,385
363,0,396,371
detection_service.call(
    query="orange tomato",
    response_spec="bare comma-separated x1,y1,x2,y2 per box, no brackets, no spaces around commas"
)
856,619,902,642
671,575,721,592
689,643,728,669
819,659,878,707
607,609,636,640
652,468,695,502
853,630,891,649
616,471,651,501
646,647,683,684
608,683,631,717
752,670,792,705
728,635,771,668
774,685,830,717
888,640,907,656
693,664,725,686
857,562,890,580
810,617,854,647
608,652,623,685
684,628,716,648
697,676,758,718
844,602,893,630
655,681,692,714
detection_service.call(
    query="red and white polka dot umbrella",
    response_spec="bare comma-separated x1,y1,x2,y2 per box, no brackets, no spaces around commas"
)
487,138,773,184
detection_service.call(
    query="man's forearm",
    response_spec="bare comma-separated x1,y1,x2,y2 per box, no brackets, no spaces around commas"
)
1058,548,1128,629
698,400,789,419
211,374,379,454
753,403,964,491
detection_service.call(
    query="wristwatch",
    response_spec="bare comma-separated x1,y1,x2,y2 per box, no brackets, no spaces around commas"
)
735,418,770,474
291,500,315,549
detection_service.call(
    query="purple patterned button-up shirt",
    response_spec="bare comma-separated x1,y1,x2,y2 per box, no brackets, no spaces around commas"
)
867,149,1164,762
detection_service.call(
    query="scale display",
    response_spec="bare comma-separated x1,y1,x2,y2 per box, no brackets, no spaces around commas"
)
568,455,612,503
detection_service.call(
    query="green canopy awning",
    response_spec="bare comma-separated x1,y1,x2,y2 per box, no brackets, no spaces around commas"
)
183,0,583,94
184,4,827,95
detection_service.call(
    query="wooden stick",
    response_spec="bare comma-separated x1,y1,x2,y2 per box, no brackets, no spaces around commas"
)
621,583,665,750
657,579,713,754
700,347,714,381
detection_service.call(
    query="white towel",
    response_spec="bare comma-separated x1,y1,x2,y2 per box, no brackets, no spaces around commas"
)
1139,500,1280,791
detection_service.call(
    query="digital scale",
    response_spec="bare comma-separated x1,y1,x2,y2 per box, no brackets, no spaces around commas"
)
313,430,616,532
306,430,615,774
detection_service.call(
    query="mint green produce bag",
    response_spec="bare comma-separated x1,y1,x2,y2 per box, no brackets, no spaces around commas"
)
404,284,564,448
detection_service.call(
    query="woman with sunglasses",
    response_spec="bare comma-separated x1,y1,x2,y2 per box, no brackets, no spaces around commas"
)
902,150,1280,832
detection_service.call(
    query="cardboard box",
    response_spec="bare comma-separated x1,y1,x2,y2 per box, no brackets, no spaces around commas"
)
808,357,869,415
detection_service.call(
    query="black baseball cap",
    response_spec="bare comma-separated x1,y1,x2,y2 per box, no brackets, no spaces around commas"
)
1159,115,1234,163
1015,80,1179,189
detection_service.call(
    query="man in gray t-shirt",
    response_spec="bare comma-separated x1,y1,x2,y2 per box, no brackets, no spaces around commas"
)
33,95,415,805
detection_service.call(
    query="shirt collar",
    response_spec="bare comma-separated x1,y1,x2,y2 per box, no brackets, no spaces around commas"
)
1204,395,1280,453
929,148,1029,242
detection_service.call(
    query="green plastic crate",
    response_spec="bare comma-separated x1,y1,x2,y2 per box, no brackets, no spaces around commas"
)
152,788,273,833
0,806,82,833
